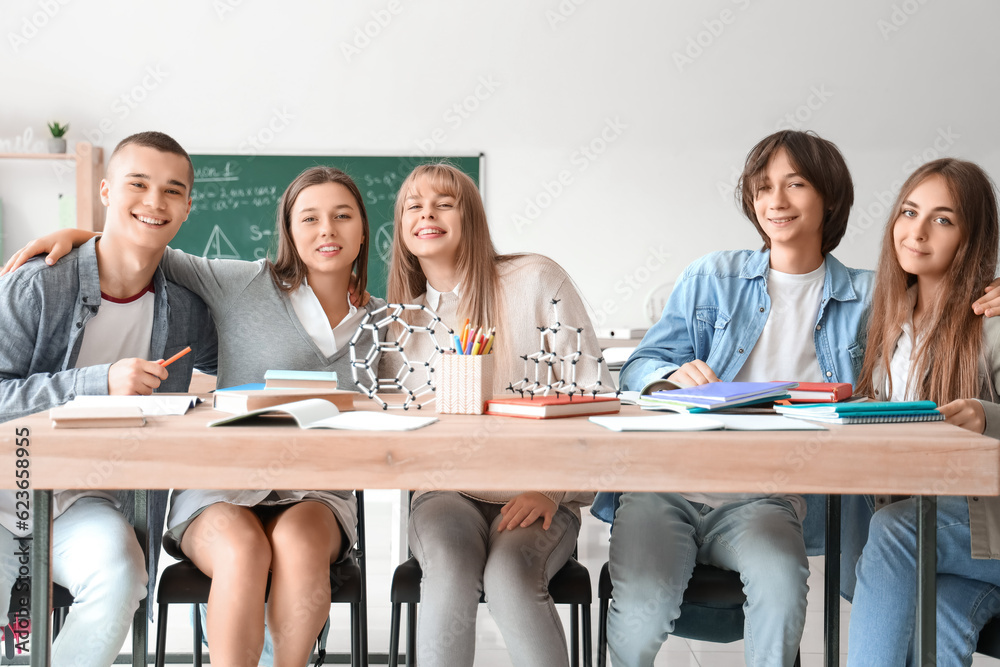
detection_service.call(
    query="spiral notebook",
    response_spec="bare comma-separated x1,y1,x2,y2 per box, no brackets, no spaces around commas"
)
775,401,942,424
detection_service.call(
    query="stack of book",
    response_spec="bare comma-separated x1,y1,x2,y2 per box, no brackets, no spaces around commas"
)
774,401,943,424
639,382,797,413
772,381,853,404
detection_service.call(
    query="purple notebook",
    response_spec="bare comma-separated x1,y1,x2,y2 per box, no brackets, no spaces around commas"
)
651,381,798,405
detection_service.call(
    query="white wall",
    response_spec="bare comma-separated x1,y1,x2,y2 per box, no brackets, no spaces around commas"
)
2,0,998,328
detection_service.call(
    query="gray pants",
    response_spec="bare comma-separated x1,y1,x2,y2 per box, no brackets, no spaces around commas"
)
408,491,580,667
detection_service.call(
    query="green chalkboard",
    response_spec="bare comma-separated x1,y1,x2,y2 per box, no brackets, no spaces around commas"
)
172,154,482,300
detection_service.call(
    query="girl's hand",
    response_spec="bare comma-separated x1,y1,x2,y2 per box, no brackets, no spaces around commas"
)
667,360,719,387
973,278,1000,317
1,229,95,276
939,399,986,434
498,492,558,531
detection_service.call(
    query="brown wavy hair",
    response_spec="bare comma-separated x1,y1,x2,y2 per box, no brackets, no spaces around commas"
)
269,166,370,295
856,158,999,403
387,163,517,332
737,130,854,256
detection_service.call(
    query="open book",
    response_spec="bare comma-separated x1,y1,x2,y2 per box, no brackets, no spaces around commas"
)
208,398,437,431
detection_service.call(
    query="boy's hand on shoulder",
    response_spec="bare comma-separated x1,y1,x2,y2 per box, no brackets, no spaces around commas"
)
108,358,169,396
939,399,986,434
973,278,1000,317
498,492,558,532
667,360,719,387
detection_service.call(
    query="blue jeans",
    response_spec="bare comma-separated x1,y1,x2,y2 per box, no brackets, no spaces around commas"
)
607,493,809,667
0,497,147,667
848,496,1000,666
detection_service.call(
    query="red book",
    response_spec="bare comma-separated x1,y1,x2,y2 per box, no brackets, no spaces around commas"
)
484,395,621,419
772,382,853,403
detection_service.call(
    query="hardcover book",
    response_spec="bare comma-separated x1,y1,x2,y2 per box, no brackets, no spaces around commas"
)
484,394,621,419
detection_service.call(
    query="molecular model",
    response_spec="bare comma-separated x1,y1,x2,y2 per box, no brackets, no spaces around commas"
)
506,298,611,399
349,303,453,410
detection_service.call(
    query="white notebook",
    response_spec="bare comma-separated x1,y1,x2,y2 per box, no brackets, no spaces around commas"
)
589,414,826,432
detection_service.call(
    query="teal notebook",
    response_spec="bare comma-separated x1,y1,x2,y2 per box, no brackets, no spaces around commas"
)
775,401,936,415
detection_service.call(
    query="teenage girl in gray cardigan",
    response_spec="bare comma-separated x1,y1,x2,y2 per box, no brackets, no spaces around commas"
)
23,167,385,667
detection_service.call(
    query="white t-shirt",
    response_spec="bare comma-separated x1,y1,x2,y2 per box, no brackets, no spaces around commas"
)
287,279,366,357
36,283,157,534
75,285,155,367
683,262,827,519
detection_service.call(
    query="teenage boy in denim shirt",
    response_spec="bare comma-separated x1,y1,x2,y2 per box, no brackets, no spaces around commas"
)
0,131,216,666
601,130,867,667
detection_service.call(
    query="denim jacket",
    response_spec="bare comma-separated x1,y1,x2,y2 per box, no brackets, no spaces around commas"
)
592,249,875,595
618,249,871,392
0,237,218,607
0,238,218,421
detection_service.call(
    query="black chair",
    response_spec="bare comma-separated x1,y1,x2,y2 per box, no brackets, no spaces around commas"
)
597,561,801,667
3,583,74,659
153,491,368,667
976,616,1000,656
387,549,593,667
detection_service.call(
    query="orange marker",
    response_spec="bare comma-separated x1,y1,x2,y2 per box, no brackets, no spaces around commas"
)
460,318,471,348
159,346,191,367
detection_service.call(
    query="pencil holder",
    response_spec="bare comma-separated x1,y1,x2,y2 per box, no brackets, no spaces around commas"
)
437,353,495,415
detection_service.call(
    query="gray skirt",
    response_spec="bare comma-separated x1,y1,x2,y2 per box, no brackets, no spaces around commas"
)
163,489,357,561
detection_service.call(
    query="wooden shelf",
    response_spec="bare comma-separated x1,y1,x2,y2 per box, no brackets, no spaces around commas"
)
0,153,78,160
0,141,104,231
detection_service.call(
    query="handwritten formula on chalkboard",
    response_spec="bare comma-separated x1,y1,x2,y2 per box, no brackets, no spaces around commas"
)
172,154,481,300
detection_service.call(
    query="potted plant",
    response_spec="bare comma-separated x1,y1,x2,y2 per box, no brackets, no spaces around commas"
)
47,122,69,153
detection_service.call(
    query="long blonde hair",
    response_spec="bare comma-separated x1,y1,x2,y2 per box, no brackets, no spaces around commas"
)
856,158,999,403
387,163,516,332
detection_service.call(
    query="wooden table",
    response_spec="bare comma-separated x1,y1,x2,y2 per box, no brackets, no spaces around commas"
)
4,400,999,666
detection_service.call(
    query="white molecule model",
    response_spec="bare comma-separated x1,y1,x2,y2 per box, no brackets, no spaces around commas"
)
349,303,454,410
507,298,610,398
